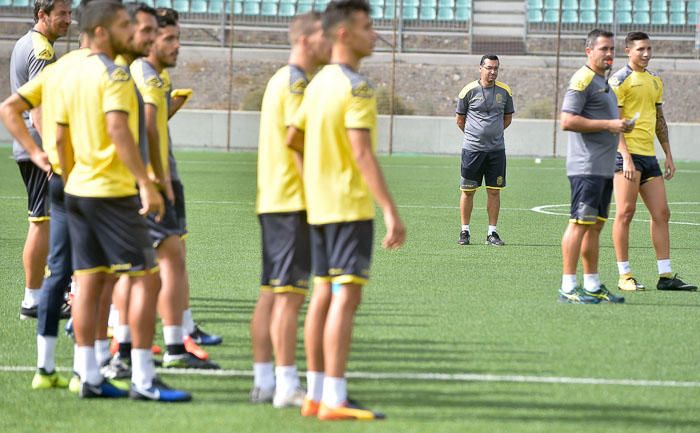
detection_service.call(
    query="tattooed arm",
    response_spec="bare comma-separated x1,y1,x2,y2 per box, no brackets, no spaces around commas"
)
655,106,675,180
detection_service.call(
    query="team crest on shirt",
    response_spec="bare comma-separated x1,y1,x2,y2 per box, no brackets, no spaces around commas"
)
495,93,503,104
496,176,503,186
290,78,307,95
109,67,130,82
146,75,162,88
352,82,374,98
36,48,53,60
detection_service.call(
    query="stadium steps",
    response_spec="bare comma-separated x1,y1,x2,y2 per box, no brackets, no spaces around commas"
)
471,0,526,54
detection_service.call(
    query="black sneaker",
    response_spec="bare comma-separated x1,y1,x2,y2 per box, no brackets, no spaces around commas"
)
20,303,38,320
458,230,470,245
485,231,504,246
657,274,698,291
190,324,223,346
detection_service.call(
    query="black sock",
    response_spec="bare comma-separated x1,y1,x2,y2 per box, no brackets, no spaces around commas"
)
167,343,187,356
119,342,132,360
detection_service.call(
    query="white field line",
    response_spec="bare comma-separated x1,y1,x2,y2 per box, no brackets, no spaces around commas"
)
1,365,699,388
531,203,700,226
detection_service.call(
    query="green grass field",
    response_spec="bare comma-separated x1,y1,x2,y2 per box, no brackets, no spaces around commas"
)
1,148,699,433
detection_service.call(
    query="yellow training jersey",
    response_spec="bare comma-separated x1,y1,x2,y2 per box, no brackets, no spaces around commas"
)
292,64,377,225
17,48,90,175
609,65,663,156
56,53,140,198
131,58,169,175
256,64,309,215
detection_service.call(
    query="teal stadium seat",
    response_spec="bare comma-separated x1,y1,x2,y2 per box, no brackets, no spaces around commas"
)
689,0,700,13
528,9,543,21
403,6,418,19
689,11,698,24
598,0,614,11
156,0,173,8
437,6,454,19
455,0,469,7
243,1,260,14
439,0,454,7
0,0,12,6
580,10,596,22
455,5,469,20
617,0,632,11
369,0,383,6
562,9,578,22
580,0,595,11
669,0,684,12
12,0,29,6
617,11,633,23
598,10,613,23
191,0,208,13
403,0,419,6
370,5,383,18
261,2,277,15
279,2,295,15
313,0,328,11
297,0,313,12
563,0,578,9
527,0,543,9
651,0,667,11
173,0,189,13
544,0,558,9
634,11,650,23
651,11,668,23
422,0,437,7
208,0,222,12
633,0,650,11
669,11,685,23
543,9,559,22
419,6,436,19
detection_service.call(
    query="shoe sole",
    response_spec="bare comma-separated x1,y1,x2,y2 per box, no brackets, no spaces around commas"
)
657,287,698,291
485,242,504,246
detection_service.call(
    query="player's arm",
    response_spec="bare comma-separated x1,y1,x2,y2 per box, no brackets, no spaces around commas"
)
55,123,74,181
560,112,631,134
503,113,513,129
655,105,675,180
168,89,192,118
106,111,164,219
30,107,43,136
0,94,50,172
348,129,406,250
616,109,636,180
455,114,466,132
286,126,304,175
144,103,171,201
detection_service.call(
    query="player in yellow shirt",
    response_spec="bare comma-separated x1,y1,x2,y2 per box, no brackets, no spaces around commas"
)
289,0,405,420
609,32,697,292
55,1,189,402
249,11,330,408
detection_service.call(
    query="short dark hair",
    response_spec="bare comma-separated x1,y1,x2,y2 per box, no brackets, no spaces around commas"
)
480,54,499,66
625,31,650,47
322,0,370,35
125,1,157,22
156,7,179,26
585,28,615,48
33,0,70,22
74,0,121,27
289,11,322,44
79,0,125,37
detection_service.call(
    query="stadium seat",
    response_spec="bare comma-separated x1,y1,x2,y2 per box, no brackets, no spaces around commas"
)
369,0,383,6
403,6,418,19
580,0,595,11
279,2,295,15
421,0,437,7
598,10,613,23
0,0,11,5
544,0,558,9
633,11,650,23
562,0,578,10
669,0,685,12
261,2,277,15
438,0,454,7
633,0,650,11
562,9,578,22
191,0,207,13
370,5,383,18
297,3,312,12
455,0,469,7
384,5,395,18
455,5,469,20
313,0,328,11
404,0,418,6
651,11,668,22
580,10,596,22
419,6,436,19
689,0,700,13
651,0,668,11
208,0,223,13
689,10,698,23
437,6,454,19
617,0,632,11
669,11,686,23
527,0,543,9
173,0,188,12
155,0,173,8
11,0,29,6
617,11,633,22
543,9,559,22
598,0,614,11
528,9,543,21
243,1,260,14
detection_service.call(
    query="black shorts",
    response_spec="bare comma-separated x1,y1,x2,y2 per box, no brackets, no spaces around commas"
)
145,190,183,248
460,149,507,191
568,175,613,224
65,194,158,275
310,220,373,287
259,212,311,295
18,160,50,221
171,179,188,236
614,153,663,185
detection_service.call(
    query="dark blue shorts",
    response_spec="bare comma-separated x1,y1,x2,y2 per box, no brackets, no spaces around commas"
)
145,190,183,248
615,153,662,185
171,179,188,236
259,211,311,295
310,220,373,287
460,149,507,191
18,161,50,221
568,175,613,224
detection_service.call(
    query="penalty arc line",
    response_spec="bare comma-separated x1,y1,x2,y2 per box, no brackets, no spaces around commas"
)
1,365,699,388
531,203,700,226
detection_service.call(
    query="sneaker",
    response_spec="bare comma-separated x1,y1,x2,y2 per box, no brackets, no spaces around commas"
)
485,231,504,246
79,378,129,398
457,230,470,245
129,377,192,402
68,373,81,393
657,274,698,291
273,387,306,408
618,274,645,291
301,397,320,417
183,335,209,360
317,400,386,421
101,355,132,380
162,352,220,370
190,324,223,346
250,386,275,404
582,285,625,304
31,369,69,390
558,287,601,304
20,302,38,320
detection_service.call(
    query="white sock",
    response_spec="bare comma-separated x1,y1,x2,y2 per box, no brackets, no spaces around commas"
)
488,225,497,235
23,287,42,307
461,224,470,232
561,274,577,293
76,346,101,385
182,308,196,335
321,376,347,408
73,344,79,375
115,324,131,343
70,280,78,295
107,305,119,329
617,261,631,276
306,371,324,402
253,362,275,391
163,325,184,346
131,348,155,390
657,259,672,275
275,365,300,398
583,273,601,292
37,335,57,372
95,339,111,366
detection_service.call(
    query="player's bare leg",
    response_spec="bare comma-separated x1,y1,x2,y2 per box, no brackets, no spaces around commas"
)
21,221,49,316
250,291,275,401
270,292,305,406
485,188,500,226
580,220,604,275
460,190,475,225
302,281,331,413
639,176,671,261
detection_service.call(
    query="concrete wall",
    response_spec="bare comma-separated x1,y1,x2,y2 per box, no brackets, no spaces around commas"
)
3,109,699,160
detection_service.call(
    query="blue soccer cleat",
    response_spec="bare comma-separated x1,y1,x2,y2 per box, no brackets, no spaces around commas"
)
130,377,192,402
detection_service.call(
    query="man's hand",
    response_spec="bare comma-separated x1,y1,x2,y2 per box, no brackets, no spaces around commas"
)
139,181,164,221
164,178,175,204
664,155,676,180
607,119,634,134
29,150,51,174
382,208,406,250
621,153,636,180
